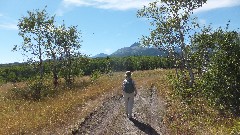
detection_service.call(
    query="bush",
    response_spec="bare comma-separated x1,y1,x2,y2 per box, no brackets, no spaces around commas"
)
8,80,53,101
193,26,240,115
90,70,101,82
168,71,197,105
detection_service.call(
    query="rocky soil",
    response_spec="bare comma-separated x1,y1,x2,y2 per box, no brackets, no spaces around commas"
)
71,85,167,135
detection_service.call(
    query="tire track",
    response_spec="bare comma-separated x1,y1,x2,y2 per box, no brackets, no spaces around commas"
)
72,95,123,135
72,85,167,135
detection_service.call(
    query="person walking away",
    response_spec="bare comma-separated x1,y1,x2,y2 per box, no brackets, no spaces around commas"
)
122,71,137,118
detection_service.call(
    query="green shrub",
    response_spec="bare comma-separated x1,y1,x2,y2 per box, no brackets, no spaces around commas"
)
8,80,53,101
90,70,101,82
192,25,240,115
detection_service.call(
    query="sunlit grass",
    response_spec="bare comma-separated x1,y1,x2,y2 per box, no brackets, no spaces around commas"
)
0,69,235,134
0,73,122,134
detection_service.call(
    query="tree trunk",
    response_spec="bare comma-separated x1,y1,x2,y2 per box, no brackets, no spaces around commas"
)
179,29,194,87
52,53,58,88
36,40,43,100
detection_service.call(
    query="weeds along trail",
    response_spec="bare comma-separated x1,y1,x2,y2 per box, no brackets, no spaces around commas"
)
4,70,168,134
72,81,167,135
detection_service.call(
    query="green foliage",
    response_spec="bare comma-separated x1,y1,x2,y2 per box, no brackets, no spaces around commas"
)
124,57,134,71
54,25,82,87
0,56,172,84
13,7,83,88
198,28,240,115
137,0,205,49
190,25,215,75
13,7,55,85
137,0,207,88
90,70,101,82
87,56,172,74
171,22,240,117
168,71,196,104
0,64,36,83
169,22,240,117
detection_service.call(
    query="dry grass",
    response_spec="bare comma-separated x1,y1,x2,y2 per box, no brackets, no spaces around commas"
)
0,70,161,134
0,73,122,134
0,69,234,134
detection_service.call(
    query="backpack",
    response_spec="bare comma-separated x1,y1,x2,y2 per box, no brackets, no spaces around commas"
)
123,79,135,93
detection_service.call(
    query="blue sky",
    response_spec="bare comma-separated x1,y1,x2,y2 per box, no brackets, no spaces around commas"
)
0,0,240,64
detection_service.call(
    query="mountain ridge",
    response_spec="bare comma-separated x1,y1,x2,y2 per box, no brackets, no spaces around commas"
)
92,42,167,58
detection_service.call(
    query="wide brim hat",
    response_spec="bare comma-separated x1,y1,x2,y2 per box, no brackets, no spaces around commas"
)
125,71,132,77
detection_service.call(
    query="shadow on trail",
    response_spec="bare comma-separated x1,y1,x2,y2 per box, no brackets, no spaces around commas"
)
129,118,160,135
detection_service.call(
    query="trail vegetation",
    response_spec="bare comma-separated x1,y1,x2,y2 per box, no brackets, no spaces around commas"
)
0,69,234,134
0,0,239,134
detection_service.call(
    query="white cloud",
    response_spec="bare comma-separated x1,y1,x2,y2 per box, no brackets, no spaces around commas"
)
63,0,96,7
56,0,155,16
61,0,155,10
195,0,240,13
62,0,240,11
57,0,240,16
0,23,18,30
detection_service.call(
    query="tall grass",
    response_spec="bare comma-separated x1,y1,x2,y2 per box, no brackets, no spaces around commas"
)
0,69,235,134
0,73,124,134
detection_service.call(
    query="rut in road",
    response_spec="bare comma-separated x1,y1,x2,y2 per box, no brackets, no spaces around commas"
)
72,85,167,135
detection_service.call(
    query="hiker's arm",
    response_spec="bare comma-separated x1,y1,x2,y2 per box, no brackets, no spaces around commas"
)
133,81,137,96
135,88,137,96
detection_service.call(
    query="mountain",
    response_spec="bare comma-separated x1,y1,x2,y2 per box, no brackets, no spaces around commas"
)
92,53,109,58
110,42,167,57
92,42,168,58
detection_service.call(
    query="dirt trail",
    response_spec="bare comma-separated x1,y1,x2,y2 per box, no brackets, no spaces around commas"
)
72,85,167,135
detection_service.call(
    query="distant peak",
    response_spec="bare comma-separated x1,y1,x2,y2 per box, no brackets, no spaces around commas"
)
130,42,140,47
92,53,108,58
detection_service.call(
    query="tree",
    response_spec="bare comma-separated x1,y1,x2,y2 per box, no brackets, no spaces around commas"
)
55,24,82,86
137,0,207,87
44,21,82,87
14,7,83,98
13,8,55,99
14,8,55,81
190,25,215,76
44,21,60,88
192,24,240,114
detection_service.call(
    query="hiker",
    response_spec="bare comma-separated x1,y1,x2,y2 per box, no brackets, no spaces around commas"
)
122,71,137,118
